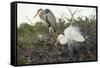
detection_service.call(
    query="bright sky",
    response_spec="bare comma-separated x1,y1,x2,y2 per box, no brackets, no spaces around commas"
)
17,3,96,26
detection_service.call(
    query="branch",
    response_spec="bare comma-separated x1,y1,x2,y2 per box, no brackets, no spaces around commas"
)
25,16,34,25
66,7,81,23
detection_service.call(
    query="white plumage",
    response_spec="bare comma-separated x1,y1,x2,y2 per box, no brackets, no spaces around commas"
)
56,25,85,45
64,25,85,42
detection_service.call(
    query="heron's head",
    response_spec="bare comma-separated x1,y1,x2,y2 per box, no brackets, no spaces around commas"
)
37,9,43,13
33,9,43,18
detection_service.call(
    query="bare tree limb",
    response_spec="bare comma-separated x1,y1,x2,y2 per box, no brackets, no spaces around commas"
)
25,16,34,25
65,7,81,24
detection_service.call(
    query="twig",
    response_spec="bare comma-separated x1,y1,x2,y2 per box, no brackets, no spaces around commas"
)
25,16,34,25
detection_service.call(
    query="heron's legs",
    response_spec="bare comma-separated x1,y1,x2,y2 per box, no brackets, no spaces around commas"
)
49,27,54,37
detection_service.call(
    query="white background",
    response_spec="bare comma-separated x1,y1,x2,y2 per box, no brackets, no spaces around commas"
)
17,3,95,26
0,0,99,68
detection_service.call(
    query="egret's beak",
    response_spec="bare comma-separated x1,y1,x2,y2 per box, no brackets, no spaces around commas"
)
33,12,38,19
54,40,59,46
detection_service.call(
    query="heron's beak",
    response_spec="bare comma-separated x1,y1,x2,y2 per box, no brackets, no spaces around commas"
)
33,12,38,19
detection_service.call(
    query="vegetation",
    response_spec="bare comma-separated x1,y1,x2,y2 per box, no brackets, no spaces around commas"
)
17,15,97,65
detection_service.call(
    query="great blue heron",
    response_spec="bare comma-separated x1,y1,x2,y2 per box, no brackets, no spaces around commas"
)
33,9,56,35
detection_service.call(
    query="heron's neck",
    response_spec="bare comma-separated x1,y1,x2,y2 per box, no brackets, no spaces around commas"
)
39,10,45,16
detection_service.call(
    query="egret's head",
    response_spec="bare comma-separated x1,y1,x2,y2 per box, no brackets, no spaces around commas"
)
57,34,64,42
33,9,43,18
55,34,65,46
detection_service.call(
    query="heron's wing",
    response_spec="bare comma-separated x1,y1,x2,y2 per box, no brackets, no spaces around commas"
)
64,26,85,42
46,11,56,27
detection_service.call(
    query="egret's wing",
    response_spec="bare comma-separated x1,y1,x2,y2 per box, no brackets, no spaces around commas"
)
64,26,85,42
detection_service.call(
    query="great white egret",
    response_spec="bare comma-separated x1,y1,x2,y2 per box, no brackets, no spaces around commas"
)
33,9,56,35
55,25,85,46
55,24,85,61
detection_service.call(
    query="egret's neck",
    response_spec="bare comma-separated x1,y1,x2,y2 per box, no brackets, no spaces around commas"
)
60,36,67,45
